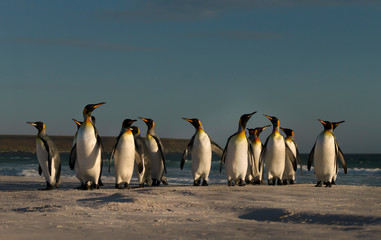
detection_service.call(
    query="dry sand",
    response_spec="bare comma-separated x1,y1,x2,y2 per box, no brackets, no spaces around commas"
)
0,176,380,240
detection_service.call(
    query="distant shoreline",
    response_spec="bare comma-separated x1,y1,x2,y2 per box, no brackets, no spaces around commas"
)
0,135,189,153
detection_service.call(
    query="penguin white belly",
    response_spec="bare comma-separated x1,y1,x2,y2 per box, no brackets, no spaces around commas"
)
146,136,164,180
252,141,263,180
191,132,212,181
36,139,56,185
314,132,336,183
114,133,135,184
283,139,296,180
225,134,248,181
265,134,285,180
76,124,101,184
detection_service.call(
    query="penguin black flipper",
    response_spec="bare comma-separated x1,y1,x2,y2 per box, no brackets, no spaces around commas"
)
211,140,223,157
259,136,270,170
220,134,234,173
285,142,297,171
181,135,195,170
39,136,52,176
110,132,123,173
69,144,77,170
336,142,347,174
134,137,145,174
38,164,42,176
308,142,316,171
152,135,167,174
292,140,302,176
96,134,105,186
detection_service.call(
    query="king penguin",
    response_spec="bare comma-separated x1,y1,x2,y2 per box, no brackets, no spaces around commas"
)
139,117,167,186
110,119,144,189
308,119,347,187
247,125,270,184
27,121,61,190
220,112,256,186
280,127,302,185
131,126,152,187
260,115,296,186
75,102,105,190
181,118,223,186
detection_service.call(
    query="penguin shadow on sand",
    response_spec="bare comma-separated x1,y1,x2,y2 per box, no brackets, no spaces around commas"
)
239,208,381,226
77,193,135,206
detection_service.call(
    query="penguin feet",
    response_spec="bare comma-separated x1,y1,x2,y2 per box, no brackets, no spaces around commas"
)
282,179,288,185
331,180,336,185
115,182,130,189
268,179,275,186
289,180,295,185
193,179,201,186
253,178,261,185
138,183,145,188
74,183,85,190
161,179,168,185
228,180,234,186
315,181,322,187
39,182,53,191
202,180,208,186
238,179,245,186
325,182,332,188
276,178,282,186
152,179,160,186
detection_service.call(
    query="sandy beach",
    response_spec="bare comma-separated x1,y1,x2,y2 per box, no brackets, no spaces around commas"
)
0,176,380,240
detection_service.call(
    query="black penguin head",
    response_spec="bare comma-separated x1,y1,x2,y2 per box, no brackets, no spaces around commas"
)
332,121,345,130
280,127,294,137
82,102,105,117
27,121,45,134
130,126,140,136
122,119,137,129
139,117,155,129
264,115,280,128
183,118,202,129
248,125,271,137
318,119,334,131
239,112,257,129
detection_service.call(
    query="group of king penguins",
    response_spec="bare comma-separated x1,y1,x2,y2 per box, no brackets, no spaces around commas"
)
27,103,347,190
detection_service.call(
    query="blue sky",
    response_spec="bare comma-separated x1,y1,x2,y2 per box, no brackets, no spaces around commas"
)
1,0,380,153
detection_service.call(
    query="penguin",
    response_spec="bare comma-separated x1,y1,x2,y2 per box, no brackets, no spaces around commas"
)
181,118,223,186
220,112,256,186
139,117,167,186
131,126,152,187
260,115,296,186
247,125,270,184
69,118,83,188
280,127,302,185
27,121,61,190
109,119,144,189
75,102,105,190
308,119,347,187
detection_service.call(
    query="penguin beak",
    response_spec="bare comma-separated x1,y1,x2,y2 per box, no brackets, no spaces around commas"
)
262,125,271,130
93,102,106,109
27,122,37,126
139,117,148,123
264,115,272,121
183,118,193,123
72,119,82,127
318,119,326,125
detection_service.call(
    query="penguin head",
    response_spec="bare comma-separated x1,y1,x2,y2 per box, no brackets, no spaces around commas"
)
139,117,155,130
183,118,202,130
332,121,345,130
318,119,334,131
130,126,140,136
82,102,105,117
264,115,280,128
27,121,45,134
122,119,137,129
280,127,294,137
239,112,257,130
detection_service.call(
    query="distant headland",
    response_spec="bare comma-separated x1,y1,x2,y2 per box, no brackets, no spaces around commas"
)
0,135,188,153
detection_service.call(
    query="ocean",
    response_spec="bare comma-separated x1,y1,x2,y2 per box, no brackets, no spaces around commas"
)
0,152,380,187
